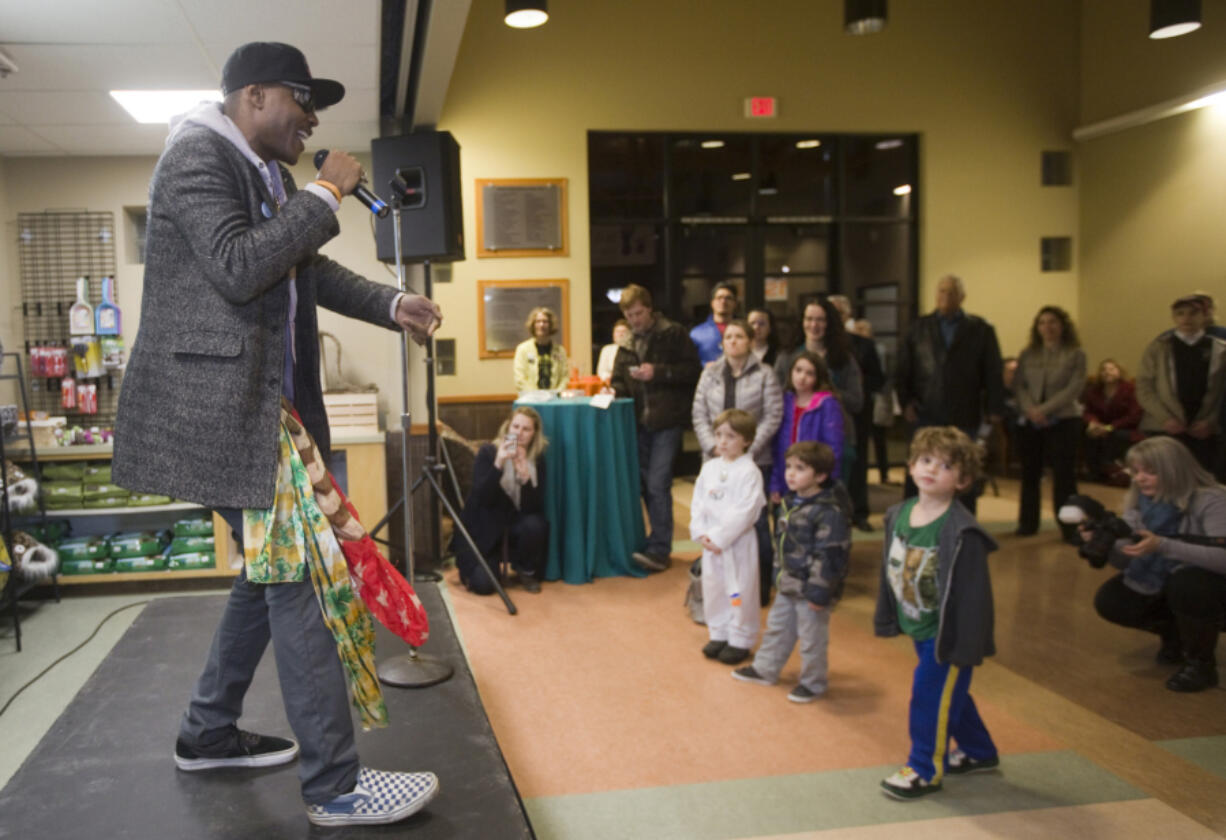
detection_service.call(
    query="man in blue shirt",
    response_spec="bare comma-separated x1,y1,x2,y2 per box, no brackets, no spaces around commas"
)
690,283,739,365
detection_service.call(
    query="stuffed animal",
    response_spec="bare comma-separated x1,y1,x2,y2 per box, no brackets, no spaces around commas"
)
3,460,38,514
10,531,59,581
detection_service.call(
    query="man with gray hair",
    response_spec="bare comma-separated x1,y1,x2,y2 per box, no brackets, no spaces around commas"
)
895,275,1004,511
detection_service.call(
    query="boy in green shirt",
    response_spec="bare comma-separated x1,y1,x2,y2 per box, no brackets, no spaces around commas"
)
874,426,1000,799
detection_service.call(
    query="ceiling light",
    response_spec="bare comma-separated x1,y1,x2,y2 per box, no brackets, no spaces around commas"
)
758,173,779,195
1149,0,1201,39
781,265,791,274
505,0,548,28
701,139,726,149
845,0,887,35
893,184,912,196
875,139,903,150
731,172,751,181
110,90,222,124
795,139,822,149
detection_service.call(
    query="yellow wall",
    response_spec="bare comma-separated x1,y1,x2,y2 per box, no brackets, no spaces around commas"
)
1078,0,1226,373
435,0,1082,394
0,153,428,428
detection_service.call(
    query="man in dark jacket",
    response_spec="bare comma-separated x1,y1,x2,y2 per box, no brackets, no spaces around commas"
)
113,42,441,828
611,284,701,571
830,295,885,530
895,275,1004,512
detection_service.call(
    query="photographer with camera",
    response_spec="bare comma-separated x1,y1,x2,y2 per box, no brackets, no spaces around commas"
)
1076,437,1226,693
452,407,549,595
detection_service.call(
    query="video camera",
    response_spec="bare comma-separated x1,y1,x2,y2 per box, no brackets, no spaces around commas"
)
1057,494,1136,568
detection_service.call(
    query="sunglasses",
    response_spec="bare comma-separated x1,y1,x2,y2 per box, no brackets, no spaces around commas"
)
280,81,315,114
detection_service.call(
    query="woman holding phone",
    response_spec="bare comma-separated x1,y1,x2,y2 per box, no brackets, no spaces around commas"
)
452,407,549,595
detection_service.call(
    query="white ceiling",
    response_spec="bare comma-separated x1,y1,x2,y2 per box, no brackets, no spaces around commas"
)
0,0,390,156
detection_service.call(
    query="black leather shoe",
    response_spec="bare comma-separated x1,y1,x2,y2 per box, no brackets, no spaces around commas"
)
1165,659,1219,693
519,573,541,593
702,640,727,659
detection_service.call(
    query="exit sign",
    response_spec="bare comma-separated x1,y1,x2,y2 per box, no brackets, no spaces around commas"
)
745,96,777,118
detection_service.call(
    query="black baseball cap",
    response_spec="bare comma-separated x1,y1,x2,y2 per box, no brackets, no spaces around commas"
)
221,42,345,110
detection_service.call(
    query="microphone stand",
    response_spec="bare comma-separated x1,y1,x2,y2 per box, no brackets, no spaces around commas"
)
373,186,516,690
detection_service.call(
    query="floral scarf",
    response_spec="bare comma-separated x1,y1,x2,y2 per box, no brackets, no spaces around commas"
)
243,402,429,729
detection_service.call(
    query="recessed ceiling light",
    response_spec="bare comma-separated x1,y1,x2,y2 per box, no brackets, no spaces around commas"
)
110,90,222,124
875,139,904,150
795,139,821,149
731,172,751,181
701,140,726,149
893,184,912,196
505,0,548,28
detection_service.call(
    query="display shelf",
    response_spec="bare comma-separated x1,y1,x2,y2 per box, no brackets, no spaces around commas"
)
57,565,240,585
26,502,203,517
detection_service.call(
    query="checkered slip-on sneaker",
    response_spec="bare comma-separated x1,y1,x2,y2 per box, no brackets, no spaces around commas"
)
880,765,942,800
174,729,299,771
306,767,440,827
946,748,1000,775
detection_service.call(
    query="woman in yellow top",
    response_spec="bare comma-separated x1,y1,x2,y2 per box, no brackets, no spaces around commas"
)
514,307,569,391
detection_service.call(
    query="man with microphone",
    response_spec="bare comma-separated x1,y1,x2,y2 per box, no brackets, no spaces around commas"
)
114,42,442,827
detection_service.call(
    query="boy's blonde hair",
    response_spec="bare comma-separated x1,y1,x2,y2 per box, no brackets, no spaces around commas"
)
713,408,756,448
908,426,981,484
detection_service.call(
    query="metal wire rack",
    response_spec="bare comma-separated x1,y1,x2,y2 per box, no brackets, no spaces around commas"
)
16,211,121,429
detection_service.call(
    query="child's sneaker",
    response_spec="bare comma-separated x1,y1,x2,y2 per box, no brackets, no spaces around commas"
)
946,748,1000,775
702,640,727,659
787,684,822,703
306,766,439,826
880,765,941,800
731,665,774,686
717,645,751,665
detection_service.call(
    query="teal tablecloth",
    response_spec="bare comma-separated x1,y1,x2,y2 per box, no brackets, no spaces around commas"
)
514,397,647,583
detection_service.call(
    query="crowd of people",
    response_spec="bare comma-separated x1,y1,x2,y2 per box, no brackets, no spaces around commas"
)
467,278,1225,801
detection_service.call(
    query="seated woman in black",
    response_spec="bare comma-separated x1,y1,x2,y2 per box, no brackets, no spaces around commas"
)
453,407,549,595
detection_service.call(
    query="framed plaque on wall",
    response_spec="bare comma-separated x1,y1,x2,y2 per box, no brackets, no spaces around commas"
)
477,279,569,359
476,178,569,258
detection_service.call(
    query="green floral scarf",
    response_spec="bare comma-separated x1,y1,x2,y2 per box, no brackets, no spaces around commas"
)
243,414,387,730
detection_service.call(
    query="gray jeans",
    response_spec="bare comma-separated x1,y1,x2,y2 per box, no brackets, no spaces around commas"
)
751,593,831,694
179,510,359,804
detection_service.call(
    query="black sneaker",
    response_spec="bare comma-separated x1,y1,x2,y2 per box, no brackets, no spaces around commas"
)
717,645,751,665
519,572,542,593
702,640,727,659
946,748,1000,775
731,665,774,686
631,551,670,572
787,684,822,703
174,728,299,771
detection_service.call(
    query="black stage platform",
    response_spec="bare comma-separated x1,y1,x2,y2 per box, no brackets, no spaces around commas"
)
0,584,534,839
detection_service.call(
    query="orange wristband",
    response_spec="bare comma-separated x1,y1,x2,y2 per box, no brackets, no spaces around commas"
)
314,179,342,203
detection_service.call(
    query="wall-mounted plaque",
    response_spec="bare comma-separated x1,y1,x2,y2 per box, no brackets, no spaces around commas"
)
476,178,569,258
477,279,569,359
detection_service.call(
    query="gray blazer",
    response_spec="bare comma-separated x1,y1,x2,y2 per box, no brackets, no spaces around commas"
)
1013,344,1086,421
113,126,399,509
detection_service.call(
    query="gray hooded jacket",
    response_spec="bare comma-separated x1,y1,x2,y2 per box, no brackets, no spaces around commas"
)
874,499,998,667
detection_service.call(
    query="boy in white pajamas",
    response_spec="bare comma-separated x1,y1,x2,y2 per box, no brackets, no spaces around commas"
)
690,408,765,665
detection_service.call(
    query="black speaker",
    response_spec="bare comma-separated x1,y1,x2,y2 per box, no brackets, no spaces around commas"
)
371,131,465,263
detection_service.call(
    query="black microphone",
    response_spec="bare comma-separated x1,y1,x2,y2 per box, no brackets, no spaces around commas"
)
313,149,389,218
